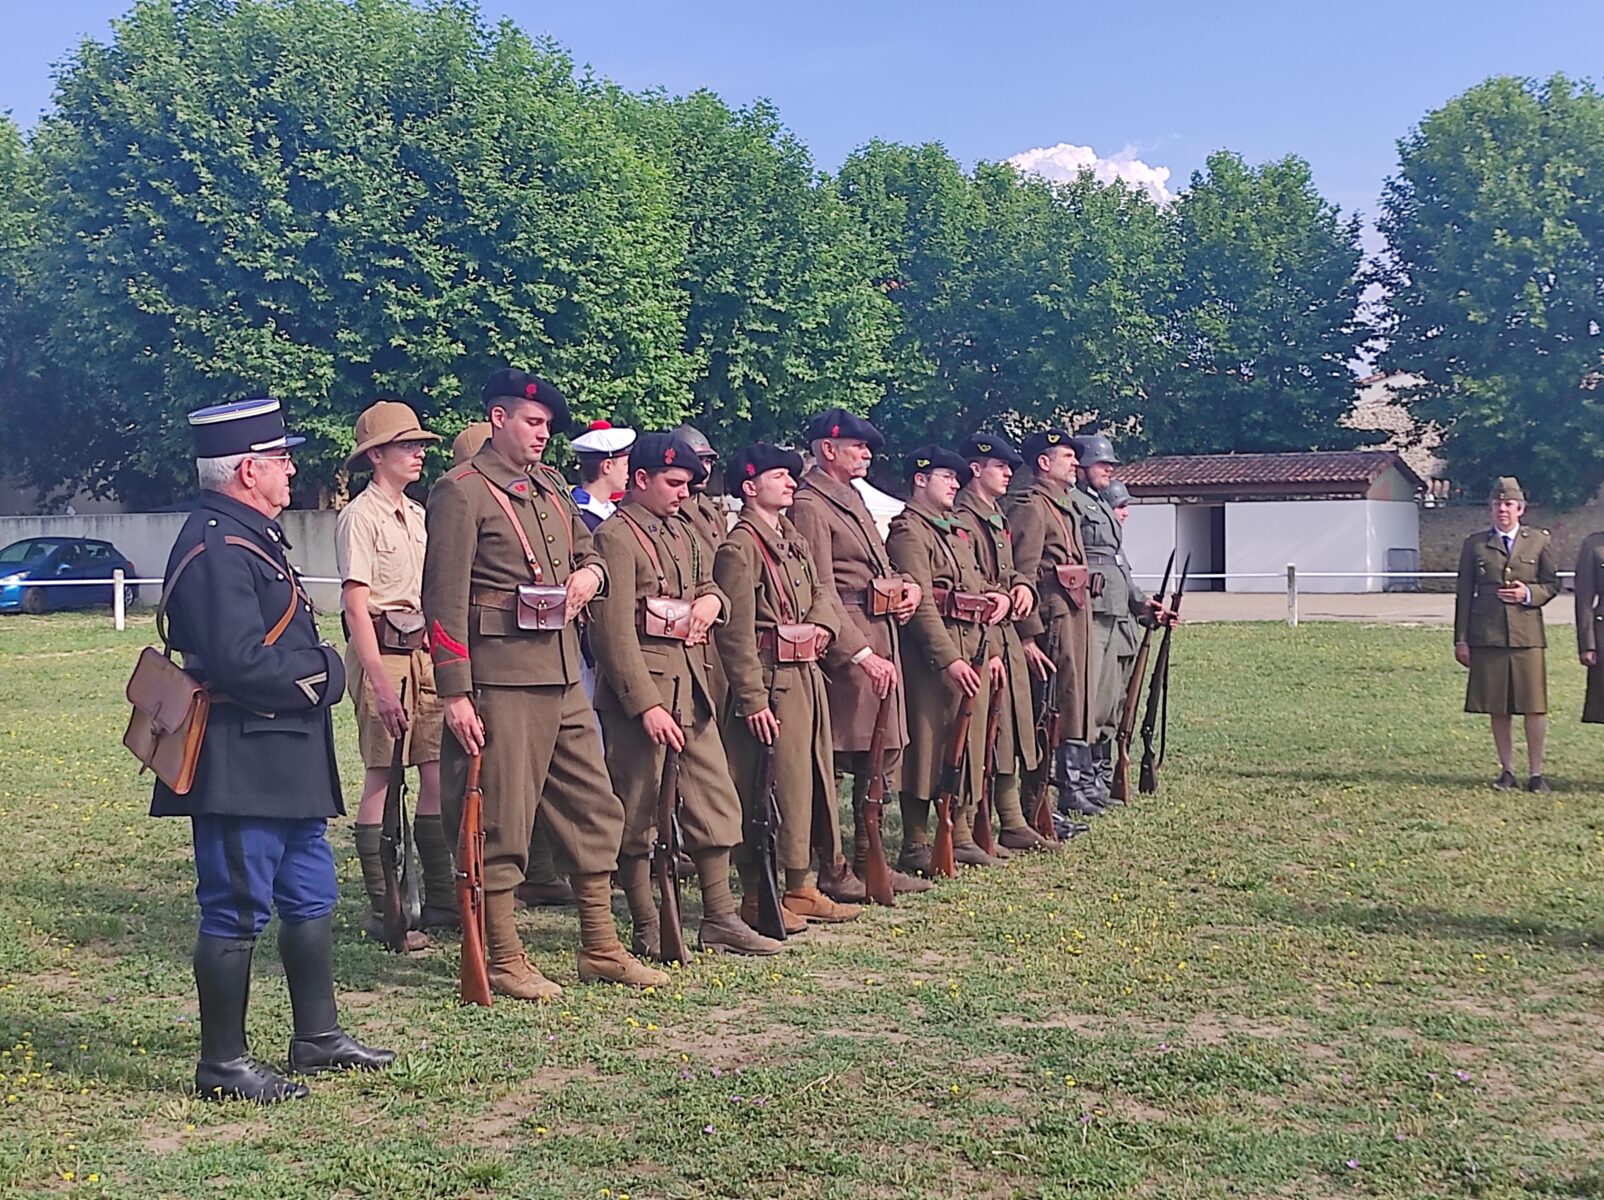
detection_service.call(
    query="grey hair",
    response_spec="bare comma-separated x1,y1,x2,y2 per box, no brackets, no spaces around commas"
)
196,452,250,491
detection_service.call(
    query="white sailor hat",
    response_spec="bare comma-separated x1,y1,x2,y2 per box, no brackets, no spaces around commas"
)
187,397,305,458
571,420,637,458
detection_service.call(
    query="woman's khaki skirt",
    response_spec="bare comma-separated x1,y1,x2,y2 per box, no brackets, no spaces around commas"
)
1464,646,1547,715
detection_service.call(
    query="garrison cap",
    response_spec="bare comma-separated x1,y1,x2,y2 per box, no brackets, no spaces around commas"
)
629,431,709,487
903,444,972,485
960,430,1023,467
1073,432,1119,467
1100,480,1133,508
725,442,804,496
188,397,305,458
803,407,884,453
1022,428,1074,464
1490,476,1526,502
571,420,637,458
451,422,491,466
672,423,717,460
481,368,571,434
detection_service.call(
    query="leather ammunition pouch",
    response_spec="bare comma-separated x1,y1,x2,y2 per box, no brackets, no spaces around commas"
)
642,595,694,641
516,584,570,631
869,576,905,616
760,622,823,663
934,586,991,624
1049,563,1094,609
374,610,426,653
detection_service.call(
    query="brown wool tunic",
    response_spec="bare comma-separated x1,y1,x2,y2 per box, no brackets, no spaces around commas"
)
885,497,997,805
1453,526,1559,715
679,491,731,714
1576,532,1604,723
422,443,624,889
713,515,844,871
589,496,743,857
1004,472,1095,742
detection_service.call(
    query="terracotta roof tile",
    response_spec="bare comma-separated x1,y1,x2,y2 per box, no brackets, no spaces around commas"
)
1118,451,1422,494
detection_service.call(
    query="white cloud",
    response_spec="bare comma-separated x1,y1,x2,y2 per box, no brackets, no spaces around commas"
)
1006,142,1174,204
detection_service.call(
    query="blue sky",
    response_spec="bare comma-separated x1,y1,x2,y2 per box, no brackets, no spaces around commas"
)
5,1,1603,225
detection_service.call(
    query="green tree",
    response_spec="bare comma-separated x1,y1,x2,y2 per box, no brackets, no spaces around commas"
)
1141,151,1366,455
1377,74,1604,504
17,0,692,507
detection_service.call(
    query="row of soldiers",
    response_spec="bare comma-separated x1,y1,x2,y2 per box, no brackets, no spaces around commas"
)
151,372,1166,1103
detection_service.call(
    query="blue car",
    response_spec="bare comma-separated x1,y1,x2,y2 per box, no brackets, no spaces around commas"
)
0,537,140,614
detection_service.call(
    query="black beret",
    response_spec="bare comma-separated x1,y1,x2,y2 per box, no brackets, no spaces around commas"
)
959,430,1023,467
482,368,571,435
629,431,709,486
903,444,972,485
725,442,805,496
1022,428,1074,464
802,407,884,453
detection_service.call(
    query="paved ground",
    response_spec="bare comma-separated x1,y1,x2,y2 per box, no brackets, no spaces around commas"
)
1182,590,1578,626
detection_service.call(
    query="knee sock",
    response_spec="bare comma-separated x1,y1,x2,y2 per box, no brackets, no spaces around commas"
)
900,795,930,847
411,814,455,912
617,855,655,929
994,773,1027,831
695,848,736,918
353,824,387,916
569,872,621,951
484,889,523,965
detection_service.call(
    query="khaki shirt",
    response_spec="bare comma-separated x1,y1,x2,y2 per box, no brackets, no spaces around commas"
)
336,482,427,614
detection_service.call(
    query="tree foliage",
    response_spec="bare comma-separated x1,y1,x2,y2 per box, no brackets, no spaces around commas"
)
1378,74,1604,505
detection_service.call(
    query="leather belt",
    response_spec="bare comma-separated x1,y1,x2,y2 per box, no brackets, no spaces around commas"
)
469,586,518,611
836,588,869,609
1085,552,1118,565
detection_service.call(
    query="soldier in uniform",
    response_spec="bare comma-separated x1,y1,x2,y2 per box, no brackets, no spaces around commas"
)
716,443,861,928
452,423,491,466
673,423,730,716
791,409,931,899
423,368,668,1000
156,398,392,1103
571,421,636,530
1574,527,1604,727
1005,430,1100,817
337,400,453,954
1453,477,1560,792
1100,480,1146,708
589,432,782,957
887,447,1008,871
956,433,1057,853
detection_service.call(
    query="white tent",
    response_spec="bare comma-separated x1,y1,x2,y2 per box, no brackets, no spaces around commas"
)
853,479,905,538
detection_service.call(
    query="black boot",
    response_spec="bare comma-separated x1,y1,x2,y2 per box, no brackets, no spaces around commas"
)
193,935,308,1104
1092,743,1122,805
280,915,396,1075
1056,742,1106,817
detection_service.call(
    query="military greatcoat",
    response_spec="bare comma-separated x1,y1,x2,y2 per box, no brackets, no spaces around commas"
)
1005,470,1094,742
954,488,1039,774
1575,532,1604,723
714,514,844,872
1078,482,1151,742
1453,525,1560,715
422,442,624,892
885,497,995,804
589,496,743,858
678,490,730,712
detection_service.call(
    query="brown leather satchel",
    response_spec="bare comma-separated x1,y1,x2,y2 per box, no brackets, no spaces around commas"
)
869,576,905,616
933,586,992,624
773,622,823,663
124,535,301,794
374,610,426,653
516,585,570,631
620,510,696,642
1053,563,1090,609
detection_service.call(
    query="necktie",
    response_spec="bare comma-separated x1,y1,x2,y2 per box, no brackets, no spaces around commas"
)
1504,534,1513,556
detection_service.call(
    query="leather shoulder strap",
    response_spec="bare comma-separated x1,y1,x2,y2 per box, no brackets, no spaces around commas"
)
476,470,544,583
156,534,302,652
617,509,670,595
738,518,795,623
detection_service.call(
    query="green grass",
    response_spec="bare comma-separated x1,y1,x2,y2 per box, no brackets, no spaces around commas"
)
1,612,1603,1198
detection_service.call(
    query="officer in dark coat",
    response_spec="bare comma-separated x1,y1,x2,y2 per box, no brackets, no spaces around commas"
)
153,398,393,1103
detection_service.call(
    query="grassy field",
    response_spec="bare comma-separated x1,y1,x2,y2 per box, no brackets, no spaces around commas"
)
1,612,1602,1199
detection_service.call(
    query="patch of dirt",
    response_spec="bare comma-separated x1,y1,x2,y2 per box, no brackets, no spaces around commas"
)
143,1118,255,1155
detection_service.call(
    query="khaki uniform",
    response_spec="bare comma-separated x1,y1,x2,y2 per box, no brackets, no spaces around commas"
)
1577,532,1604,723
954,489,1038,774
679,491,729,714
714,515,844,871
1078,484,1150,743
885,498,994,808
1453,526,1559,715
1005,472,1094,742
589,498,742,858
336,483,442,766
422,443,624,892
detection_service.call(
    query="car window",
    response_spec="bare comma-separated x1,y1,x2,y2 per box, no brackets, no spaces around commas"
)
0,538,71,564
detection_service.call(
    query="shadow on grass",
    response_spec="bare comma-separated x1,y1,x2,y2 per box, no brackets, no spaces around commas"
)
1253,893,1604,953
1226,763,1546,792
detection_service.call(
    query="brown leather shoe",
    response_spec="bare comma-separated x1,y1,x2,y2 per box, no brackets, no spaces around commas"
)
889,869,933,894
990,842,1013,861
362,914,429,953
514,879,574,909
578,943,671,988
740,892,807,934
630,922,661,962
699,913,784,956
489,953,563,1001
953,842,997,868
783,886,862,923
818,860,867,903
999,825,1059,853
897,844,932,877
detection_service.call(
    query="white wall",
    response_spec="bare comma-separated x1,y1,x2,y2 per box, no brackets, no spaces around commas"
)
1221,499,1418,593
1364,500,1421,584
1122,504,1176,587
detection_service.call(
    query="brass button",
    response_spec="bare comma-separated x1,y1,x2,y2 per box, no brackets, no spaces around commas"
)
546,535,555,544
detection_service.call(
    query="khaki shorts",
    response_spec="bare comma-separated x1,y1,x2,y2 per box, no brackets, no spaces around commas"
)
346,644,443,768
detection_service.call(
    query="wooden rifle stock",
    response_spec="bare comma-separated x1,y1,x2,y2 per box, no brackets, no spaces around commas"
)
1111,551,1174,802
380,679,410,953
456,753,491,1007
751,674,790,940
1028,627,1062,840
860,692,896,906
653,683,689,966
931,647,986,878
1137,556,1189,795
974,684,1003,856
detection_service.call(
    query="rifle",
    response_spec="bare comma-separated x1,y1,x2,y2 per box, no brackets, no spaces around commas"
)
653,679,689,966
930,644,988,879
456,752,491,1007
380,680,421,953
750,679,790,940
1027,625,1062,841
859,691,896,906
974,681,1003,856
1138,556,1190,795
1111,551,1174,802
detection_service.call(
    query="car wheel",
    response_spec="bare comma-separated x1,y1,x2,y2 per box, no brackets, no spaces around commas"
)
122,584,138,609
21,587,47,615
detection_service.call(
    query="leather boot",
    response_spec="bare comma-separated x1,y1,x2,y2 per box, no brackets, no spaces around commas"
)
630,922,662,962
897,843,933,877
353,825,428,951
281,916,396,1074
577,943,672,988
412,814,460,929
953,842,997,868
818,858,867,903
489,952,564,1001
783,886,862,923
1057,742,1106,816
698,913,784,955
1091,743,1121,805
999,825,1059,853
1052,813,1091,841
193,935,308,1104
740,892,807,934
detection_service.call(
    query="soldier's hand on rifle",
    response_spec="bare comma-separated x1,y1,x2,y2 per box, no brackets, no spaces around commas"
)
1454,641,1472,668
1010,584,1036,620
946,657,982,697
1024,640,1056,682
565,563,605,621
685,594,723,646
988,655,1005,687
984,591,1012,625
894,581,920,624
857,650,898,698
642,704,686,751
746,707,781,745
372,676,410,740
444,694,485,755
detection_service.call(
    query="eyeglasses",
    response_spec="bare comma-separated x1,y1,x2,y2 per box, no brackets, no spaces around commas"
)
393,440,432,454
251,452,294,469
